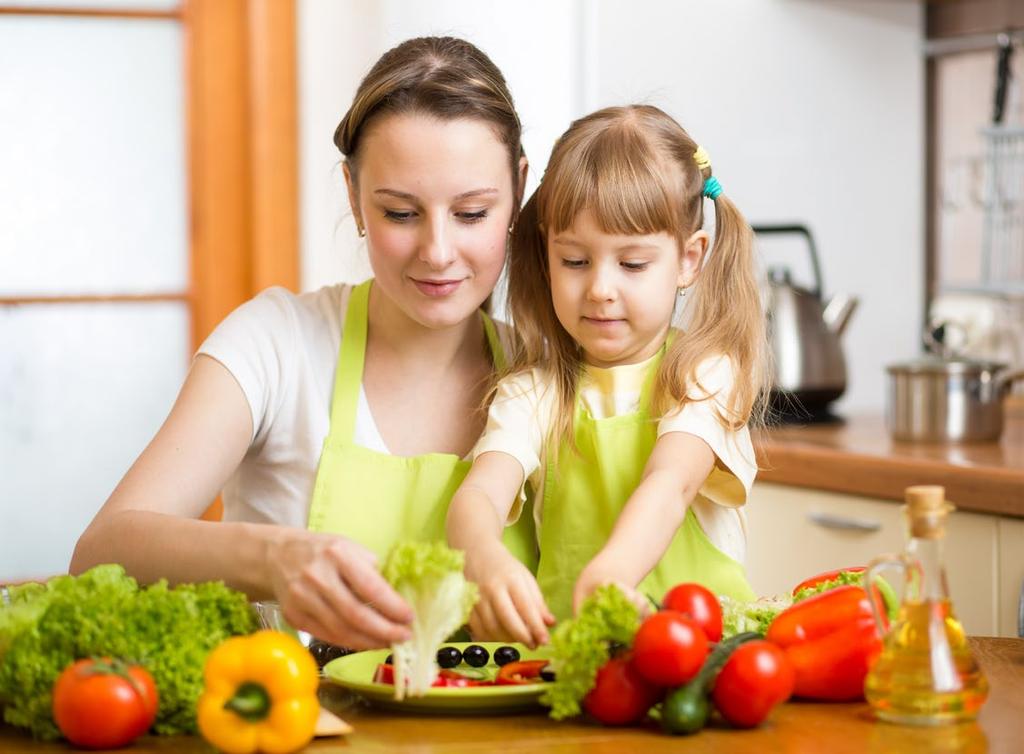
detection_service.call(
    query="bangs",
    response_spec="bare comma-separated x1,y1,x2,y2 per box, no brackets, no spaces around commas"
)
541,123,686,237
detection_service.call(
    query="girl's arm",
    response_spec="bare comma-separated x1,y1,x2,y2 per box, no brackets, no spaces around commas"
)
70,355,413,649
573,431,715,612
447,452,553,647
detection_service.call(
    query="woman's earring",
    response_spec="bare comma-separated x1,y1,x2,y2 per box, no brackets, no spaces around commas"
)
508,224,514,235
357,225,366,238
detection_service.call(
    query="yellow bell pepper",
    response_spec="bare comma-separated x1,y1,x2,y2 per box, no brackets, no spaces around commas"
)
197,630,320,754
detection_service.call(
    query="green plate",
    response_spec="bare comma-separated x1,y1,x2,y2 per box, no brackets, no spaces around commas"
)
323,642,548,714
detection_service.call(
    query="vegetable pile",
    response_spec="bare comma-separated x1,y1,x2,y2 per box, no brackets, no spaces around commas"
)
382,541,478,699
0,564,256,739
539,567,892,735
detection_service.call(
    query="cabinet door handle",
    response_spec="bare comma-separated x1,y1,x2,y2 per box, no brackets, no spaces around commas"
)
807,511,882,533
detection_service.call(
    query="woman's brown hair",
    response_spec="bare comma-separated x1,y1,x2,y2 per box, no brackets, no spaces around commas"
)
334,36,524,214
507,105,769,453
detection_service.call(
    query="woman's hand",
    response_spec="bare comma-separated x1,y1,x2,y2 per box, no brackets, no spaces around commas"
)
464,543,554,648
267,530,414,650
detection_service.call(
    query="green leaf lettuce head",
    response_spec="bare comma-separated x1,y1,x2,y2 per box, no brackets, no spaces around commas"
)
0,564,256,739
719,595,792,638
540,584,641,720
383,541,478,700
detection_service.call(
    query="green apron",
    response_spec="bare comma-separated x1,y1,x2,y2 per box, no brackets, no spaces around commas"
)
307,279,538,571
536,346,754,622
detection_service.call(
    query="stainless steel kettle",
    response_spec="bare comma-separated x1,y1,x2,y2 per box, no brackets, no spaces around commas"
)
755,225,858,415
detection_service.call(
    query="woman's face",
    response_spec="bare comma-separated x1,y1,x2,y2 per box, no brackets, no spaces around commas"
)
346,114,522,331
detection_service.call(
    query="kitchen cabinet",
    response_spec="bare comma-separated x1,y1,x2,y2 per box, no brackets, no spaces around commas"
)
745,482,1003,636
998,517,1024,637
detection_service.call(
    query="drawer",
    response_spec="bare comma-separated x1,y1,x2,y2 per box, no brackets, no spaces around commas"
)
744,482,998,635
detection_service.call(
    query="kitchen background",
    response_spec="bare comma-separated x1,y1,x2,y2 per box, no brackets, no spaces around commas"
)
1,0,1020,581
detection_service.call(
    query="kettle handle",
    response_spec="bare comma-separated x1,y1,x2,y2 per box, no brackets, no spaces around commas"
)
752,223,824,300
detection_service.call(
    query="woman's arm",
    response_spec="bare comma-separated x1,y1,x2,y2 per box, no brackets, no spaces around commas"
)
573,431,715,611
447,452,553,647
71,355,412,649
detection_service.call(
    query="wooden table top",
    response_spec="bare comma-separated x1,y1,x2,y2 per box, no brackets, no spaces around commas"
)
3,637,1022,754
754,401,1024,517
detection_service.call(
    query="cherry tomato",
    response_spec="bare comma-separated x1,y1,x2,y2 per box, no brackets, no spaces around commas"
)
711,640,794,728
631,611,709,687
52,657,158,749
662,583,724,642
495,660,548,685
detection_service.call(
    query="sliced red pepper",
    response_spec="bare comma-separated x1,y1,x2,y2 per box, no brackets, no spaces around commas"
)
792,567,865,595
766,585,884,701
781,617,881,700
371,664,490,688
495,660,548,685
768,585,885,646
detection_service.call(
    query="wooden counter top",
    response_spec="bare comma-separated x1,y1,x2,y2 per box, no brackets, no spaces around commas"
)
755,400,1024,517
2,637,1021,753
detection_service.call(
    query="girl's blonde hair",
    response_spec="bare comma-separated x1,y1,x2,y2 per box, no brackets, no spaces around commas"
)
507,105,768,451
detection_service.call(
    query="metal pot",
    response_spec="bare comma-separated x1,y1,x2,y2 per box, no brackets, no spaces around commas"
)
885,357,1024,442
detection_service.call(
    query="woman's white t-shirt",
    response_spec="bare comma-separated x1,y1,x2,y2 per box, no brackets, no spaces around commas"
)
197,284,391,527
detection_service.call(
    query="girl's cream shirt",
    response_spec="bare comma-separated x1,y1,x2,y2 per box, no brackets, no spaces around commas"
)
472,351,756,564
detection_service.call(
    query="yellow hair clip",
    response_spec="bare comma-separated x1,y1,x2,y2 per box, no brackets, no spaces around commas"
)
693,145,712,171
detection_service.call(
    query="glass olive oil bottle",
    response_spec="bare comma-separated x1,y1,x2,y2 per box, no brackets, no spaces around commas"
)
864,485,988,725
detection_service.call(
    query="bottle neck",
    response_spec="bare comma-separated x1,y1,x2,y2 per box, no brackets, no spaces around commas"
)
906,535,949,602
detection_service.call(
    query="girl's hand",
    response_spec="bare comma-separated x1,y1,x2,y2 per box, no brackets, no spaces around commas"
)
573,560,652,617
267,530,414,650
464,543,554,648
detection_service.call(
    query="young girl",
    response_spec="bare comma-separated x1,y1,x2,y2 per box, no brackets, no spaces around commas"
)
447,105,766,647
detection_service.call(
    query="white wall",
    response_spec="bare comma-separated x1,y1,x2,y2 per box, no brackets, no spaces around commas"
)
298,0,925,412
298,0,585,292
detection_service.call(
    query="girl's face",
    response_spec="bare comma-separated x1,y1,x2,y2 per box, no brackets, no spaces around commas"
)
548,208,707,368
345,114,525,331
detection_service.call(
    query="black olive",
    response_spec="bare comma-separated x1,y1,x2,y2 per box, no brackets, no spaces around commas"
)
493,645,520,666
540,664,556,682
323,644,350,663
436,646,462,668
462,644,489,667
308,640,329,667
385,654,393,665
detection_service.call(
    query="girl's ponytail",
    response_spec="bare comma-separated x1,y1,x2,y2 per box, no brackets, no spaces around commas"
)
655,190,769,429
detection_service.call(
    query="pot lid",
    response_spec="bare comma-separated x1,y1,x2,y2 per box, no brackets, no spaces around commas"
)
886,356,1008,375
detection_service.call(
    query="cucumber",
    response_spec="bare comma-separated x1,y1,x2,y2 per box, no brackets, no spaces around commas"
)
661,631,760,735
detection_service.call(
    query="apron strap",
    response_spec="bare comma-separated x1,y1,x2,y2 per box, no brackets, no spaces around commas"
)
329,282,507,442
327,279,372,440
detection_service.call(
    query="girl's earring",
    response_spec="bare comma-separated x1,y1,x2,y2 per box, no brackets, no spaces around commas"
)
357,225,366,238
508,223,514,235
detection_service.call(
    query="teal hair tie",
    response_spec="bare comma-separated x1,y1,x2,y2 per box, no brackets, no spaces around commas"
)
703,176,723,200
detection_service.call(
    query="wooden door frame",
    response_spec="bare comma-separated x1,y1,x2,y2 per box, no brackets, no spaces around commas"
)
187,0,299,349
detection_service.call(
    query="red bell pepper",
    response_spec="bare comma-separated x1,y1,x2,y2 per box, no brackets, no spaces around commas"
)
766,585,884,701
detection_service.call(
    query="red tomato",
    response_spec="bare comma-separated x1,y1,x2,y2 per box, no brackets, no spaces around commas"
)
712,641,794,728
583,655,661,726
631,611,709,687
52,658,158,749
662,583,724,642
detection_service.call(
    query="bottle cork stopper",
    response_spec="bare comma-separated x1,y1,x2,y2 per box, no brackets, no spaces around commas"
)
904,485,955,538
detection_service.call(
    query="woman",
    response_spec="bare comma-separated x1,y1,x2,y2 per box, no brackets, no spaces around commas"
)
71,37,533,650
